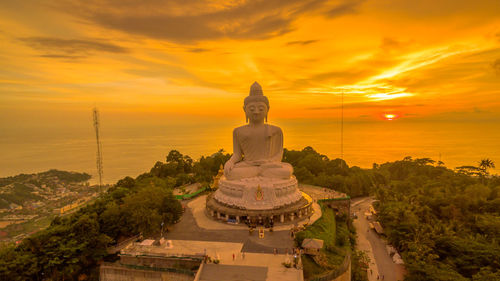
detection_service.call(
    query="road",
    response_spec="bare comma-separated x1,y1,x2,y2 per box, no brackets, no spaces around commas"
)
167,197,296,254
351,197,406,281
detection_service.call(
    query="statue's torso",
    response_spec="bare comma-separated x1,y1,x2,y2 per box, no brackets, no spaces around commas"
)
234,124,282,162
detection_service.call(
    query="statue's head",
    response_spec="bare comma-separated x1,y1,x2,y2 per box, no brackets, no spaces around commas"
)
244,82,269,123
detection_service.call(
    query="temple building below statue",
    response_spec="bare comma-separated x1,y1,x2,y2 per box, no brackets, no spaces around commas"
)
206,190,313,224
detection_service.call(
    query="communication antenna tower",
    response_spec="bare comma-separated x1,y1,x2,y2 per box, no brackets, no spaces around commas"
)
93,107,103,193
340,90,344,169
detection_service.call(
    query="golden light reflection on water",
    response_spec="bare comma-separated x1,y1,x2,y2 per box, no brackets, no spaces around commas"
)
1,117,498,184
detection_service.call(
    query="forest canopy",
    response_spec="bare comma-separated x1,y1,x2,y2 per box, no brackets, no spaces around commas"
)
373,157,500,281
0,148,498,280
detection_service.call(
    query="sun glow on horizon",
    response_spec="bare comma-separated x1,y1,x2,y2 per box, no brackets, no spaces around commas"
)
384,114,397,120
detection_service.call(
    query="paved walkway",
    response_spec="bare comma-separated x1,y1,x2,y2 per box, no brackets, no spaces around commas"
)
201,249,303,281
168,198,295,254
299,184,347,200
352,197,406,281
199,264,268,281
199,252,303,281
173,183,201,195
224,252,303,281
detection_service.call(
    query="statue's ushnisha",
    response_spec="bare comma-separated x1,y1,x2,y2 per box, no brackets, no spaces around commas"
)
212,82,303,210
224,82,293,180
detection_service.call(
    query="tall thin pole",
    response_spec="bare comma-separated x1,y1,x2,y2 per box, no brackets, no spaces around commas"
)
93,107,103,193
340,91,344,169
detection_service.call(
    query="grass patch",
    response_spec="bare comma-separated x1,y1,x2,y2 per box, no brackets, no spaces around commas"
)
296,205,351,280
302,255,324,279
324,248,347,266
5,215,55,238
296,206,336,249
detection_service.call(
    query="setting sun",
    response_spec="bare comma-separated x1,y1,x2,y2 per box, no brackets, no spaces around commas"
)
385,114,397,120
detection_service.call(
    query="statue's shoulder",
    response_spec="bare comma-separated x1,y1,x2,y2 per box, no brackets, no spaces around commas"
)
266,124,282,134
233,125,249,132
233,124,281,135
233,125,249,135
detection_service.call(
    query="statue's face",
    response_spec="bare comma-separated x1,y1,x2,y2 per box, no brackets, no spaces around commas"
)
244,101,268,123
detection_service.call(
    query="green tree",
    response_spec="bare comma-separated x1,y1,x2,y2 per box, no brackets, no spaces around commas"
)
166,150,183,163
193,149,231,183
116,176,135,189
478,158,495,176
374,156,500,280
122,185,181,236
472,267,500,281
351,250,369,281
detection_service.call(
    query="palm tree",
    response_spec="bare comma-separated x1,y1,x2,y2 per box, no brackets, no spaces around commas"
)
478,158,495,176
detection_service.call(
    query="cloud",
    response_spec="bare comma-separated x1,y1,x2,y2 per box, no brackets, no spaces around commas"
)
55,0,366,42
293,37,408,88
39,54,86,60
388,47,500,93
492,59,500,76
315,69,375,83
379,37,414,53
306,101,423,110
289,68,377,90
187,48,210,53
20,37,128,58
473,107,490,113
324,0,366,17
286,40,319,46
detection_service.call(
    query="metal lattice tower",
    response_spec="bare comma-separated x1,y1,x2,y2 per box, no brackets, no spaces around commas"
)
340,90,344,169
93,107,103,193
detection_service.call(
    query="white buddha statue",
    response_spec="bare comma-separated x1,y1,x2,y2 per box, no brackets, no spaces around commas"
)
224,82,293,180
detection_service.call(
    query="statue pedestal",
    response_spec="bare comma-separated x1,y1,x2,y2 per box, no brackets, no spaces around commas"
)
206,176,313,225
213,176,302,210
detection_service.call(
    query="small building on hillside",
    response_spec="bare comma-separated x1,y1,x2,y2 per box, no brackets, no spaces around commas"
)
393,252,404,264
373,221,384,235
301,238,324,255
365,212,373,220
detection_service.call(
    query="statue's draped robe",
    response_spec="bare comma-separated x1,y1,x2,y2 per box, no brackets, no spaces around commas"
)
226,124,293,180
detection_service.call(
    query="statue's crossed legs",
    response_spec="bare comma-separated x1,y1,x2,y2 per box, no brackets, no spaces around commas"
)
225,161,293,180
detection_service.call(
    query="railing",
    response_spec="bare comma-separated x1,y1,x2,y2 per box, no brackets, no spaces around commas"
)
175,187,207,200
106,234,141,254
115,262,196,276
318,196,351,202
119,252,204,262
308,253,351,281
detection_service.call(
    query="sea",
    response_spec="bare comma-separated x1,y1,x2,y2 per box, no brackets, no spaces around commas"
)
1,117,499,184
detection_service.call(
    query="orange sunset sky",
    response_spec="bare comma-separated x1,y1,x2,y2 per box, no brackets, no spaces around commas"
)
1,0,499,123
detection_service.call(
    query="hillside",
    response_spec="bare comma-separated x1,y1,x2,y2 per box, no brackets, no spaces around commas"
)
0,169,91,209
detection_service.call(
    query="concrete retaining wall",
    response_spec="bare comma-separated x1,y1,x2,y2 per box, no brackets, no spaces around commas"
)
100,263,194,281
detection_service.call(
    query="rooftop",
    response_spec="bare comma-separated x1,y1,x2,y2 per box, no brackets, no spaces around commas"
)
121,239,243,259
199,264,267,281
301,238,324,249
